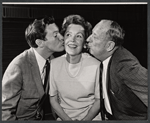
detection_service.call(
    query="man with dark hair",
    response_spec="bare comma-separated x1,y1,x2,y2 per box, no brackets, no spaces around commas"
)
2,16,64,120
87,19,148,120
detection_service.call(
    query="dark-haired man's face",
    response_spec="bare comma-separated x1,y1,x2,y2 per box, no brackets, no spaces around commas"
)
43,23,64,53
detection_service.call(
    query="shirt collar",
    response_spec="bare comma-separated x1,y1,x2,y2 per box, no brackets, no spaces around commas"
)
33,48,46,72
103,56,112,67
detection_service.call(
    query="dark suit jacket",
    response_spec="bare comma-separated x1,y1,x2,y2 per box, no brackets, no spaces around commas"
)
2,48,52,120
107,47,148,120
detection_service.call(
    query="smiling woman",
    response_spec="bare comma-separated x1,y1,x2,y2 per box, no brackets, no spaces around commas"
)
64,24,85,63
49,14,102,121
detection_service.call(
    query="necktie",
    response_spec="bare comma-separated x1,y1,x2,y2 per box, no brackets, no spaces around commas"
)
43,59,50,91
43,59,53,119
100,62,105,120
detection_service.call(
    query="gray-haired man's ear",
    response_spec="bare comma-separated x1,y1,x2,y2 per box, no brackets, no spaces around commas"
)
106,41,115,52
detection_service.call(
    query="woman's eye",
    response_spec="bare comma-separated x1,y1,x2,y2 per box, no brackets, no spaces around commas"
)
76,35,83,39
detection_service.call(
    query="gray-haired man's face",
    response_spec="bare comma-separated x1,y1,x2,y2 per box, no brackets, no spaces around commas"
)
87,21,109,60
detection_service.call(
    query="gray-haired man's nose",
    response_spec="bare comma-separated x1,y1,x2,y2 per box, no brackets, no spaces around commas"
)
86,35,91,42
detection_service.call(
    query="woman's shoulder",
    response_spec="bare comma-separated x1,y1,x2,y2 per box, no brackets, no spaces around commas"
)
82,53,100,65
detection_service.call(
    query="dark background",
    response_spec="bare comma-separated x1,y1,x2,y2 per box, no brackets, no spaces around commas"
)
2,4,147,74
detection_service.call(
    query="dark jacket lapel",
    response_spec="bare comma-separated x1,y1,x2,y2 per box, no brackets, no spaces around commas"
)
106,47,147,119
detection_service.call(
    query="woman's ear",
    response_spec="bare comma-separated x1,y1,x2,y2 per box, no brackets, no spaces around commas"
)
35,39,44,48
106,41,115,52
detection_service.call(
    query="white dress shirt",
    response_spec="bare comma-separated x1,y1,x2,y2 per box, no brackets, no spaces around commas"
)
33,48,46,84
102,56,112,114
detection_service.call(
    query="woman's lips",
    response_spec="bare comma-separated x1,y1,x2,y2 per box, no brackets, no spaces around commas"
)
68,44,77,48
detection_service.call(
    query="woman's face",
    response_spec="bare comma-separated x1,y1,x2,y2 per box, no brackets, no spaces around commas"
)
64,24,85,56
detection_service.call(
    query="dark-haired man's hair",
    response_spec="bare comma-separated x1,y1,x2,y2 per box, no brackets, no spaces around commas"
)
25,16,55,48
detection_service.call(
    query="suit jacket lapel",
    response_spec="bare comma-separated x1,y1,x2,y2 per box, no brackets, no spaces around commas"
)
106,48,120,119
28,48,45,98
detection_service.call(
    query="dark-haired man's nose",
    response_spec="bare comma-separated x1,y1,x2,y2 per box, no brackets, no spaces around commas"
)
59,33,64,41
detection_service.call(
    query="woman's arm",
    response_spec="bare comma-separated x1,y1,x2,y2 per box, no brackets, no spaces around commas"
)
50,95,72,121
81,63,101,121
82,98,100,121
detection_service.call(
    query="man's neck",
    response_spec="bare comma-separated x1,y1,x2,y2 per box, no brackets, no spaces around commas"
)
34,48,53,60
98,47,118,62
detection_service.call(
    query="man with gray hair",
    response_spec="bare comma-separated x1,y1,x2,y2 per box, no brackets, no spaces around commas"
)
87,19,148,120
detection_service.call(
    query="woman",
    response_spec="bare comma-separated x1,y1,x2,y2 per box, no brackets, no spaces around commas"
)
49,15,101,121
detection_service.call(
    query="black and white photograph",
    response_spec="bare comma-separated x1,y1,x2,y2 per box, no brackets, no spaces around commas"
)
1,2,148,121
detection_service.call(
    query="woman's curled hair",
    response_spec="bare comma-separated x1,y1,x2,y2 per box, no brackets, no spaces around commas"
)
61,14,92,40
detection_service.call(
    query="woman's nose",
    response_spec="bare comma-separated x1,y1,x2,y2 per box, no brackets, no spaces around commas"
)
70,36,76,42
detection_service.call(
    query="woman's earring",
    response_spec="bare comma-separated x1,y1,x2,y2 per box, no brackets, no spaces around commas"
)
83,44,88,53
83,45,86,49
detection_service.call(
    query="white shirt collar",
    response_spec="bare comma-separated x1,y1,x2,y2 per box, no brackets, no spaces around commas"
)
33,48,46,73
103,56,112,66
102,55,112,114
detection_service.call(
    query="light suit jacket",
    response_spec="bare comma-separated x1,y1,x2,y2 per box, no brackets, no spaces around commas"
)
2,48,52,120
107,47,148,120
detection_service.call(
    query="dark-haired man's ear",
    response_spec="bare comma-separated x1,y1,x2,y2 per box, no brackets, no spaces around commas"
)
35,39,44,48
106,41,115,52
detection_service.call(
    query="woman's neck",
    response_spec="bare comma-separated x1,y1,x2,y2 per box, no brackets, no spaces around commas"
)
66,53,82,64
